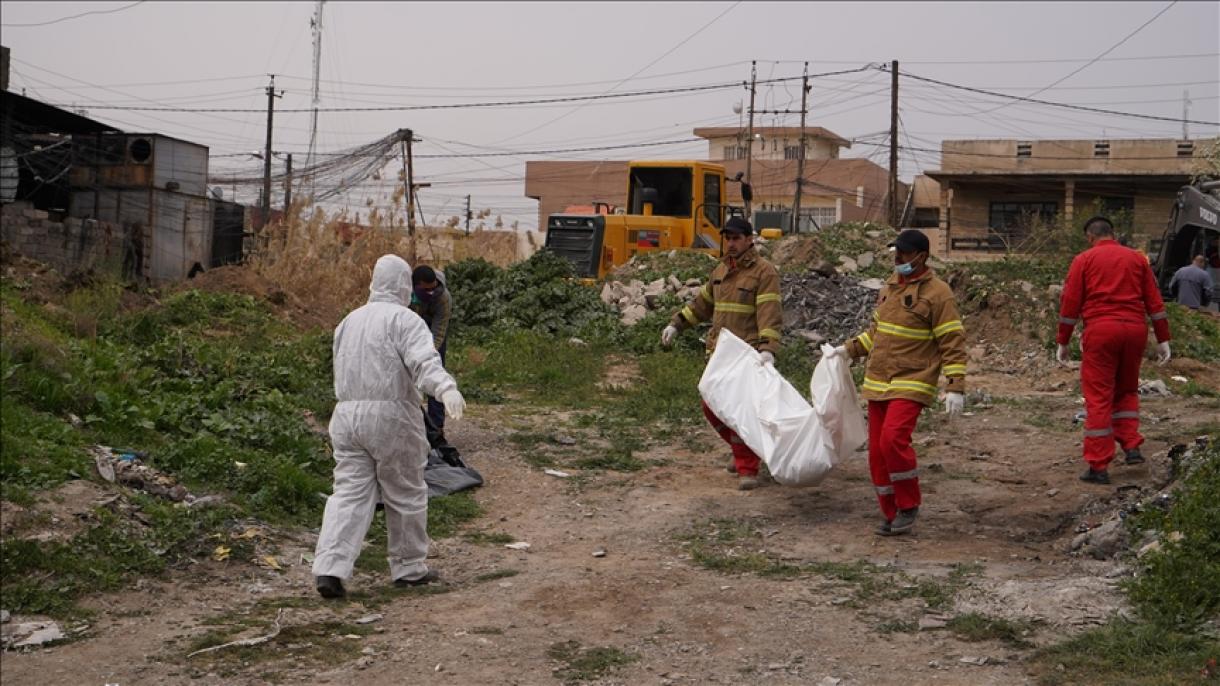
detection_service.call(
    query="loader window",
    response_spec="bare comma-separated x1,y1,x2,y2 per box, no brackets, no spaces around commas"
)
629,167,692,217
703,172,722,228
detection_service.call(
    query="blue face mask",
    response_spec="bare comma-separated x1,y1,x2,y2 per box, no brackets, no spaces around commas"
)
895,261,916,276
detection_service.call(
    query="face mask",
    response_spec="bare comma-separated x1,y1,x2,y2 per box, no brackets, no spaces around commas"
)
895,261,916,276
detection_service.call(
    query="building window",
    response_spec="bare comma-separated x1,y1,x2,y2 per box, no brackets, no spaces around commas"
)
796,206,837,231
783,145,805,160
1094,141,1110,157
1016,142,1032,158
721,145,747,160
988,201,1058,240
1178,141,1195,158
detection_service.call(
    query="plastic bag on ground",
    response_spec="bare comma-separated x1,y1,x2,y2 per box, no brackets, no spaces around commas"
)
697,331,864,486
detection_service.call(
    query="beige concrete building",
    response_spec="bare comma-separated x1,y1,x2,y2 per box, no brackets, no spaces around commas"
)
524,126,899,231
920,138,1202,254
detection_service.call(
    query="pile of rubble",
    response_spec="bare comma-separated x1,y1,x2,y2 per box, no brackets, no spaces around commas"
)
780,269,881,346
600,275,702,326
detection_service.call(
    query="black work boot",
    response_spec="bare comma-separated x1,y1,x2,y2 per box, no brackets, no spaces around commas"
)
887,507,919,535
315,575,346,599
874,520,893,536
1079,467,1111,484
393,569,440,588
1124,448,1145,466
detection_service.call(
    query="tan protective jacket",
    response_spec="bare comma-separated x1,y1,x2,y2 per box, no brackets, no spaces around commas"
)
670,246,783,355
844,268,966,406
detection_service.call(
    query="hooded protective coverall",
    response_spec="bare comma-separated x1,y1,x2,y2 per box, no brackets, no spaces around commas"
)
312,255,458,583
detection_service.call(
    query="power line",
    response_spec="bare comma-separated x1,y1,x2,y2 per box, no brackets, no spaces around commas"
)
893,68,1220,127
978,0,1180,115
2,0,146,27
492,0,744,145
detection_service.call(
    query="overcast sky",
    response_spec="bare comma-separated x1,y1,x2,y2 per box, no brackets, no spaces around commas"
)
3,1,1218,227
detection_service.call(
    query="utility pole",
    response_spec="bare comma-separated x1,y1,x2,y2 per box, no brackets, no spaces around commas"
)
1182,89,1192,140
745,60,757,219
283,153,293,213
307,0,325,177
262,75,282,230
398,129,414,234
465,194,472,235
888,60,899,229
792,61,810,234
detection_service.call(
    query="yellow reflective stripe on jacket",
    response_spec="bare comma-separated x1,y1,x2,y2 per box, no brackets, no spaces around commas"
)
863,376,938,397
875,319,934,340
759,328,781,340
755,292,781,305
715,302,756,314
700,285,713,303
858,332,874,352
933,319,964,337
681,305,699,325
942,363,967,376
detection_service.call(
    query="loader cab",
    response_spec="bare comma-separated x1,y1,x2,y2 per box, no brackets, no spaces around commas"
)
1150,181,1220,295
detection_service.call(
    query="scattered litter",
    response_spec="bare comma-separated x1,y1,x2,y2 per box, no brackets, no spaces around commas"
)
2,621,64,649
234,461,248,469
1046,489,1060,498
781,271,875,348
187,609,284,658
185,495,226,509
592,548,607,558
543,469,571,478
1072,410,1087,425
1137,379,1172,397
342,634,362,640
504,542,531,551
300,553,314,565
567,337,588,347
1171,375,1189,383
552,435,577,446
257,555,282,571
355,614,383,625
959,656,990,665
361,646,376,656
212,545,231,562
87,445,189,501
0,610,9,624
817,677,842,686
435,663,445,673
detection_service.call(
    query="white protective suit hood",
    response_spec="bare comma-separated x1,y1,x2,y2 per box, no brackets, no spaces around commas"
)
369,254,412,306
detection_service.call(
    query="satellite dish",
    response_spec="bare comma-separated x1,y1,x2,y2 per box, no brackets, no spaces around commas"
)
732,101,743,115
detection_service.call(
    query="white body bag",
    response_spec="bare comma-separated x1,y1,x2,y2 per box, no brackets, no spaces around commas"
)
697,330,867,486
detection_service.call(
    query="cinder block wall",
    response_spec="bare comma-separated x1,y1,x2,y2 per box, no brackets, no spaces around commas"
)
1,201,124,275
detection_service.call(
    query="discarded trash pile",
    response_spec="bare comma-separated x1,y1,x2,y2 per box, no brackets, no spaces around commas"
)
780,270,879,346
89,445,195,503
600,275,702,326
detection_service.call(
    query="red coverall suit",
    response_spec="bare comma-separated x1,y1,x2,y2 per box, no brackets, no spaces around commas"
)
1057,238,1171,470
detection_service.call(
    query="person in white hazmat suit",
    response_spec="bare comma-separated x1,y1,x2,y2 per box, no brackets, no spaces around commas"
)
313,254,466,599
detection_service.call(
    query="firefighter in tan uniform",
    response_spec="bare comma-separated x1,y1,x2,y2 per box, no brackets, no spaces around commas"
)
660,216,783,490
829,230,967,535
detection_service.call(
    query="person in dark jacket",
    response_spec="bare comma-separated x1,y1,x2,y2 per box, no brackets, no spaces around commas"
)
410,265,453,435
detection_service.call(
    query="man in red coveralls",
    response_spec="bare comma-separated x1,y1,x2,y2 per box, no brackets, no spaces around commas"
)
1056,216,1172,485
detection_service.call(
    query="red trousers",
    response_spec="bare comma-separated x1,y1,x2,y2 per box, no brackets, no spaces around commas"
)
868,399,923,521
1080,320,1145,470
701,401,761,476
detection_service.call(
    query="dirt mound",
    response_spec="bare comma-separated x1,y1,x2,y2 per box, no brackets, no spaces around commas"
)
766,235,827,272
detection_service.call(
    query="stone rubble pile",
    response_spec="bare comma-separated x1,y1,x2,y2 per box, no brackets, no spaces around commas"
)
600,275,703,326
780,270,879,346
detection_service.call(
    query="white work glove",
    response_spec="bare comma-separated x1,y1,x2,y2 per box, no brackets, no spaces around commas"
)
661,325,678,347
1056,343,1071,366
759,351,774,367
944,392,964,417
441,389,466,421
1156,341,1171,365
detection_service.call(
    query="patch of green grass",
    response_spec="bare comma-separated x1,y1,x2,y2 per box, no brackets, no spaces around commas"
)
0,394,87,499
451,329,608,408
428,492,483,539
1165,303,1220,362
185,616,375,678
473,569,520,583
1032,619,1216,686
947,612,1035,647
1,500,239,618
463,530,515,546
678,519,804,578
547,640,639,684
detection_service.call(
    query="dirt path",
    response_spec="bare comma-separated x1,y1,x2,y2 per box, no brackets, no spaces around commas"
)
3,366,1216,685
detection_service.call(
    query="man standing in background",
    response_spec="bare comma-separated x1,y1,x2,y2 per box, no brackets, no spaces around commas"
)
410,265,453,437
